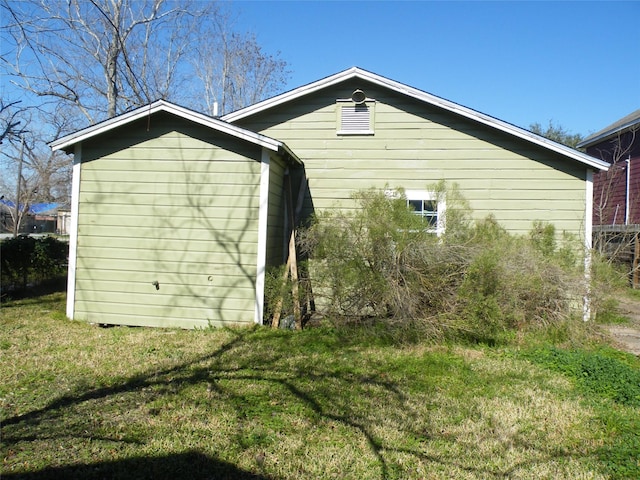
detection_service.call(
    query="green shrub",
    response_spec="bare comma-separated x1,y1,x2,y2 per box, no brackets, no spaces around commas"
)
456,221,580,339
1,235,68,295
589,253,630,320
299,184,585,342
1,235,35,289
299,186,467,323
33,236,68,282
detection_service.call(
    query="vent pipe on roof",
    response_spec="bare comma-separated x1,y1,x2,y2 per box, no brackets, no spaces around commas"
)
213,102,219,117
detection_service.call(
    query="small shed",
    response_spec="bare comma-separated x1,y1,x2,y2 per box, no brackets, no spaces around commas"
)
51,101,302,328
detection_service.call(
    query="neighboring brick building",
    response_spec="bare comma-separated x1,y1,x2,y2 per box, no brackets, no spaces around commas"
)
579,110,640,225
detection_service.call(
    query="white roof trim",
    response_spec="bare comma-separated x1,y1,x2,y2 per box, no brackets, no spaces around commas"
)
223,67,609,172
577,111,640,148
50,99,289,155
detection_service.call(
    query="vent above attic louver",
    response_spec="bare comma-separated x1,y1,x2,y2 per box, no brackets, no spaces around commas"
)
351,89,366,104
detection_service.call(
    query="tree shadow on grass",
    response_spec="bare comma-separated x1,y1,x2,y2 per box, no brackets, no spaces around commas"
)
1,328,404,478
2,450,272,480
1,326,600,479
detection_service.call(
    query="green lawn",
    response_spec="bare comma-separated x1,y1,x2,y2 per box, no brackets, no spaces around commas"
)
1,293,638,479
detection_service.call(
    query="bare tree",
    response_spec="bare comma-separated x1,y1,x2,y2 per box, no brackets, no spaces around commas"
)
0,100,28,145
2,0,289,124
1,0,289,234
1,0,221,123
0,101,29,235
1,136,35,236
193,13,290,116
592,125,639,227
0,104,74,235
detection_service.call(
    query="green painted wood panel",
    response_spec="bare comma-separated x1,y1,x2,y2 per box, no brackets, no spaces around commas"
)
75,114,262,328
75,215,259,230
76,236,258,253
76,225,261,241
236,80,588,238
80,169,258,184
74,269,254,293
266,154,287,266
72,278,252,299
73,302,252,328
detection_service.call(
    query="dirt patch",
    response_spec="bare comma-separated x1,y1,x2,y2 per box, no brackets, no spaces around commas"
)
603,297,640,356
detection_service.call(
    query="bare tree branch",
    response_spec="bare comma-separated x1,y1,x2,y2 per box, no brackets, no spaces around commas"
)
0,100,29,144
1,0,289,235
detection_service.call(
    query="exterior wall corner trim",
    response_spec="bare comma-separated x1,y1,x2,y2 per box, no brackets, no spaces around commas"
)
66,143,82,319
255,148,271,324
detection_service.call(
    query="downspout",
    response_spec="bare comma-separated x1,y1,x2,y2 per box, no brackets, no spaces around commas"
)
626,156,631,225
583,169,594,321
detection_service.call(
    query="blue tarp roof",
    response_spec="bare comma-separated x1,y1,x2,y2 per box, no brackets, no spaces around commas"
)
0,199,61,215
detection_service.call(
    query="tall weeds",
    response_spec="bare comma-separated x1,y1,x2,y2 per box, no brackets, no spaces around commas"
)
285,184,590,342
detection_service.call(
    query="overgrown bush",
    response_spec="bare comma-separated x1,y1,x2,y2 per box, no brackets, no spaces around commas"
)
294,184,587,341
299,186,467,322
1,235,68,296
456,218,582,340
589,252,630,321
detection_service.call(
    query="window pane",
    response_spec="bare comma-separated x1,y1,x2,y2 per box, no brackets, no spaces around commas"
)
408,199,422,212
407,198,438,228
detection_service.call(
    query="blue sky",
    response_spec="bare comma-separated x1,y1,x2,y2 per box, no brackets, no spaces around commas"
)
232,0,640,137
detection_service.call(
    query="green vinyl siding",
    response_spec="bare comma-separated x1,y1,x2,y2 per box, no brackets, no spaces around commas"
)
74,114,262,328
266,155,287,266
236,80,588,238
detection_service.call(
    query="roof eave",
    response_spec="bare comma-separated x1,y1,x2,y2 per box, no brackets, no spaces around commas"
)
222,67,361,123
223,67,609,172
49,100,284,154
577,118,640,149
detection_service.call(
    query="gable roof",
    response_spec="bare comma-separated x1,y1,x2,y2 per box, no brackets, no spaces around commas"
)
223,67,609,172
577,109,640,149
50,100,301,164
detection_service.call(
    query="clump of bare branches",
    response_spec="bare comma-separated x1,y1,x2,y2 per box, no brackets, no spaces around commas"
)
292,185,586,342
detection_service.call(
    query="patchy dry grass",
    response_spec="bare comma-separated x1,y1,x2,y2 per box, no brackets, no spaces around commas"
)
1,293,637,479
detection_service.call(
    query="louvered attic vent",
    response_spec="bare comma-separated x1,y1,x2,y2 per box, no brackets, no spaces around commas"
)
342,105,369,129
337,102,374,135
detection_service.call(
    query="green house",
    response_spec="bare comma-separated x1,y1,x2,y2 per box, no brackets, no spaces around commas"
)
51,102,302,328
52,68,609,328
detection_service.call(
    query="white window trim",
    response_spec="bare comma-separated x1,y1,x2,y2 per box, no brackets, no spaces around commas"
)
336,99,375,136
255,148,271,325
404,189,446,237
66,144,82,319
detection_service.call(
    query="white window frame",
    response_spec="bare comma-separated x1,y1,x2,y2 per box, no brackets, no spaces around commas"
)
404,189,446,236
